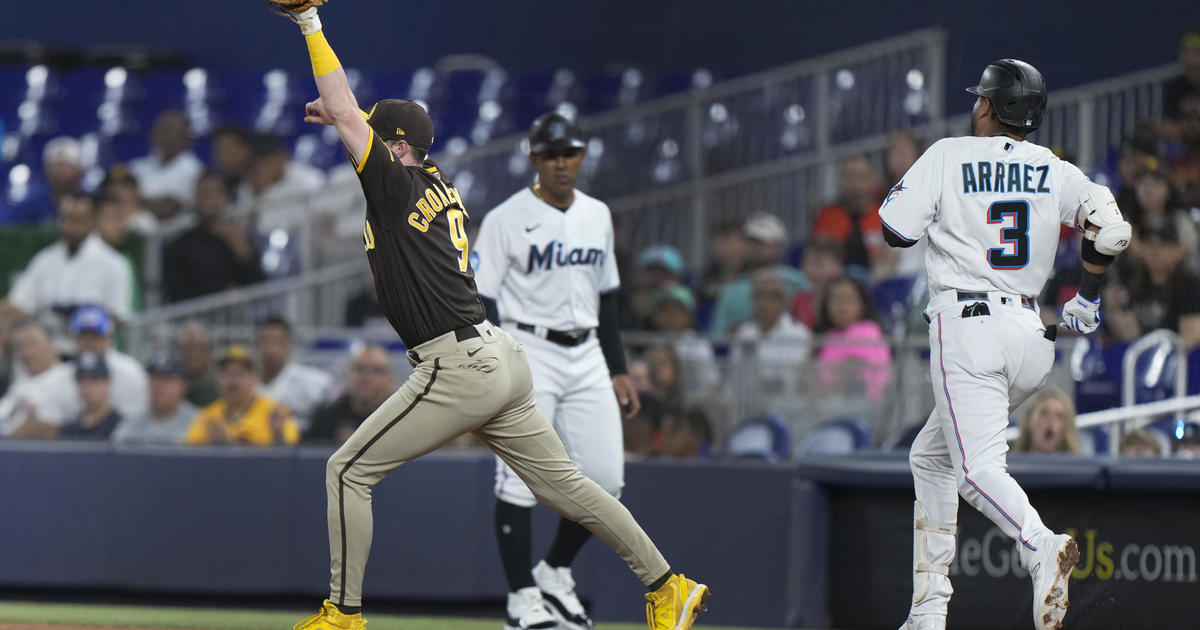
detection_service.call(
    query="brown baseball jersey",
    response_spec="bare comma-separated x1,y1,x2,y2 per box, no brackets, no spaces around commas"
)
352,130,485,347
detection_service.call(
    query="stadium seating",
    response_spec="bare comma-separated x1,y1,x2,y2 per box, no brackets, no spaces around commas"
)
0,55,934,216
724,415,792,462
794,417,872,456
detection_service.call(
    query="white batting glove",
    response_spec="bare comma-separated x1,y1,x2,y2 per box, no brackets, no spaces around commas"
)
1061,293,1101,334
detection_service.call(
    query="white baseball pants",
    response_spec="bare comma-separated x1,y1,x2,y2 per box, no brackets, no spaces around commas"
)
907,290,1057,616
494,328,624,507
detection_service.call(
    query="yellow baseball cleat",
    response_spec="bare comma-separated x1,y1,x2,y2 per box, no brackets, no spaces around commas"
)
293,600,367,630
645,574,710,630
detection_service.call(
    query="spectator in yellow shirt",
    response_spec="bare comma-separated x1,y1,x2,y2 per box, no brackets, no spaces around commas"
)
185,344,299,446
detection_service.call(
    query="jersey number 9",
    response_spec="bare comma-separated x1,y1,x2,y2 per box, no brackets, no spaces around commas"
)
448,209,469,272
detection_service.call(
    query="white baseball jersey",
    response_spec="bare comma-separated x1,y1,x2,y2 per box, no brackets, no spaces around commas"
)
879,136,1092,298
890,134,1096,623
473,185,624,508
472,187,620,330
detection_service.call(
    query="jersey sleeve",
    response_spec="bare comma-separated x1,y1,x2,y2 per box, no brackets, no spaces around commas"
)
599,208,620,293
350,127,414,225
471,211,508,299
1058,161,1094,229
5,256,39,313
878,140,944,244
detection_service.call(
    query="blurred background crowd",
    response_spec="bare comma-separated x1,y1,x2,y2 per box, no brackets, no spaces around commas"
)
1,26,1199,464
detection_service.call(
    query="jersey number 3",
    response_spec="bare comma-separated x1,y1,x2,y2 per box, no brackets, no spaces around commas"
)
986,200,1029,270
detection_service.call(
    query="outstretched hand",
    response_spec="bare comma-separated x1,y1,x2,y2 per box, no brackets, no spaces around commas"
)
304,98,335,125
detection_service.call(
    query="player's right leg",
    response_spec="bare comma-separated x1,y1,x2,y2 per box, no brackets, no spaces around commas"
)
900,411,957,630
476,329,709,630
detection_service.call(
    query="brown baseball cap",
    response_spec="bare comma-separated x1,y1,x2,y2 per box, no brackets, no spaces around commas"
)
366,99,434,149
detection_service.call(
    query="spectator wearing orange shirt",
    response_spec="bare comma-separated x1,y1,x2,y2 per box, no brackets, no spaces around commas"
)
812,155,885,275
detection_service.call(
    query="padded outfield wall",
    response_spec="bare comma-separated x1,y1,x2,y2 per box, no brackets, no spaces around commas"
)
2,443,1199,628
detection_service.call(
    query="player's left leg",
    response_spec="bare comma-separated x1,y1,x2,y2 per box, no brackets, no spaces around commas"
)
534,362,624,630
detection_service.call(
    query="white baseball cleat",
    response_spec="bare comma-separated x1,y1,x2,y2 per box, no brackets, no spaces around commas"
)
504,586,559,630
898,613,946,630
1030,534,1080,630
532,561,594,630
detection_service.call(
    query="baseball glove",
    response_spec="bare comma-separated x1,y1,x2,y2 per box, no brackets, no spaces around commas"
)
269,0,326,16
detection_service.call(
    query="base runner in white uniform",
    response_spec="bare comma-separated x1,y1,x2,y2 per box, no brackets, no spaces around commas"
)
473,112,641,630
880,60,1131,630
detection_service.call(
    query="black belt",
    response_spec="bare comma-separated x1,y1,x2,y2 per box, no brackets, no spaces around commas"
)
924,291,1039,324
454,324,480,342
407,324,481,364
515,322,593,347
956,291,1036,310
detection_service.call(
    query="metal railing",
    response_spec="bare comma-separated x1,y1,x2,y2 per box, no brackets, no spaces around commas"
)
125,258,367,357
602,61,1179,266
436,28,947,217
1033,63,1178,172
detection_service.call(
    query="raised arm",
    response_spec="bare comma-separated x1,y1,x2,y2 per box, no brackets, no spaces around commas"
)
274,3,371,164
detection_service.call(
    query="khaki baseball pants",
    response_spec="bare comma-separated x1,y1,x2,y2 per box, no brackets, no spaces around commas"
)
325,320,669,607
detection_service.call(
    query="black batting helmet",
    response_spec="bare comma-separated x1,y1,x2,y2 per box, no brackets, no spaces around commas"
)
966,59,1047,131
528,112,586,154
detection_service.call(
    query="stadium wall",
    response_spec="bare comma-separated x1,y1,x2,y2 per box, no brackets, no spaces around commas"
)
5,1,1191,109
4,444,1200,628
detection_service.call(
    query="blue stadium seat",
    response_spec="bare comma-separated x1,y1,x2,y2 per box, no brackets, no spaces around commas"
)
871,275,917,334
794,417,871,456
1077,426,1110,456
724,415,791,462
1072,337,1129,414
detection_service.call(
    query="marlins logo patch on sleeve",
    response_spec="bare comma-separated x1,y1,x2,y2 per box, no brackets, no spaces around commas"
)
883,180,908,208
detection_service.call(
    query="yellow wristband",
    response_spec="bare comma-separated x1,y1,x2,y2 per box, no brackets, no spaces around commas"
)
304,31,341,77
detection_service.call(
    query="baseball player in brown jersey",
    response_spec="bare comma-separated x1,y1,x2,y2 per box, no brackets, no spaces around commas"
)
271,4,710,630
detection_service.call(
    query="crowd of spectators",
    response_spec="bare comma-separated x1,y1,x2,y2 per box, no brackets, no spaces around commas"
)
2,31,1199,460
0,307,411,449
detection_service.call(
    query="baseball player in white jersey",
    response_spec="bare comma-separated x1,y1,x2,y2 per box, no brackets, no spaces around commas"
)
879,60,1131,630
473,112,641,630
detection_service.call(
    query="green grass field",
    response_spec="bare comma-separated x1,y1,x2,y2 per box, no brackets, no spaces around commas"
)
0,601,781,630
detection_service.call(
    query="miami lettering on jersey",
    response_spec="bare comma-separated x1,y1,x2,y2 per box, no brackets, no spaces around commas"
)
961,161,1051,195
526,240,607,273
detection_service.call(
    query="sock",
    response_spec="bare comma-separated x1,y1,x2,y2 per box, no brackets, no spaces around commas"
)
647,570,672,592
544,516,593,568
335,604,361,615
495,500,536,591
